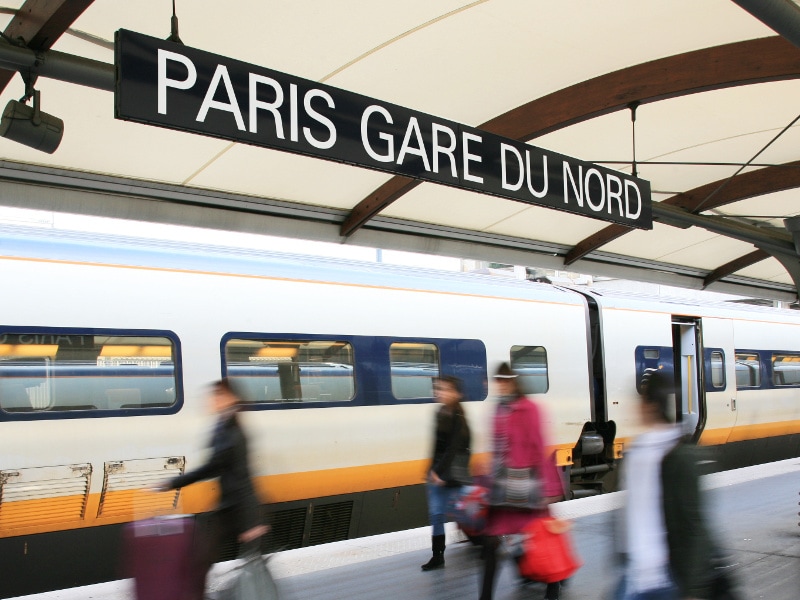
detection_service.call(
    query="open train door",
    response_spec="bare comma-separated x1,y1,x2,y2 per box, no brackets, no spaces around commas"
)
672,317,702,436
671,316,737,443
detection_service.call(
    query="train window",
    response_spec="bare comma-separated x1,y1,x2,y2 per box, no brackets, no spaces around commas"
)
772,353,800,387
706,349,725,390
734,353,761,388
510,346,549,394
0,331,178,415
634,346,674,394
224,338,355,403
390,342,439,399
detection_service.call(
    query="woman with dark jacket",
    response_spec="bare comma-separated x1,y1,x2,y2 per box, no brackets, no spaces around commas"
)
160,379,267,593
420,375,472,571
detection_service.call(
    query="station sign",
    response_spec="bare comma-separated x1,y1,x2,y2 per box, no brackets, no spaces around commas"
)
115,30,652,229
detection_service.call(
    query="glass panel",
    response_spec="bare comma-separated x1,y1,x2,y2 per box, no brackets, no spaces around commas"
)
772,353,800,386
510,345,549,394
710,351,724,388
734,353,760,388
0,333,176,412
390,342,439,399
224,338,355,403
643,349,659,360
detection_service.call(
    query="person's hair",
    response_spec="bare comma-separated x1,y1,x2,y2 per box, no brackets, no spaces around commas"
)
494,362,521,395
434,375,464,399
640,369,673,423
211,378,244,406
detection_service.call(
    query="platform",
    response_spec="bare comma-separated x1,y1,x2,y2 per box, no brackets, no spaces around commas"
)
10,458,799,600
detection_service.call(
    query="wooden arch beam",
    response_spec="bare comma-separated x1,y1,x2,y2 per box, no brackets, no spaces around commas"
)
341,35,800,237
564,160,800,265
702,250,770,289
0,0,95,94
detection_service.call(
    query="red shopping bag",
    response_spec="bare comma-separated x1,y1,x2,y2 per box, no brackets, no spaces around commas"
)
518,516,581,584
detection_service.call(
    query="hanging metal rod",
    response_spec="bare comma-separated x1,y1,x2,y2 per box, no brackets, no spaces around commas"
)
0,38,113,91
732,0,800,50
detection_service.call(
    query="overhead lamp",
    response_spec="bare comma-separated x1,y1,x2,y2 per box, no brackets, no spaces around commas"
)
0,89,63,154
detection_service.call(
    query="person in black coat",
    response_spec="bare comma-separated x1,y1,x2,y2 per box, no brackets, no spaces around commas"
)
160,379,267,590
421,375,471,571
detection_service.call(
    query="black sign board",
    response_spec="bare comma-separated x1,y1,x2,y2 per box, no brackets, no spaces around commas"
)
115,30,652,229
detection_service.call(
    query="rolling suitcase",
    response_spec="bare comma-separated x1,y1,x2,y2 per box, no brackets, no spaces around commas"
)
124,514,205,600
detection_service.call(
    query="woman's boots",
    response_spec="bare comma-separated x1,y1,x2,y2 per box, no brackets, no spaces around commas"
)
544,580,561,599
420,534,446,570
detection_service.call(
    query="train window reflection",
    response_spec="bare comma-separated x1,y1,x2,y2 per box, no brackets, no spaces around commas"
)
224,339,355,403
0,332,177,413
511,345,549,394
390,342,439,400
772,353,800,386
735,353,761,388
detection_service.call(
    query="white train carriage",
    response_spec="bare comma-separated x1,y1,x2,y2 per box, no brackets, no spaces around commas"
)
0,224,798,598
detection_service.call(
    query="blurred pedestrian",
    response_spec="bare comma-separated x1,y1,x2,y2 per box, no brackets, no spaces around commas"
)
480,363,563,600
160,379,268,593
421,375,472,570
658,376,738,600
612,369,686,600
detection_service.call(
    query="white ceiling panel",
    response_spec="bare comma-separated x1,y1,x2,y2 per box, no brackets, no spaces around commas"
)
0,0,795,302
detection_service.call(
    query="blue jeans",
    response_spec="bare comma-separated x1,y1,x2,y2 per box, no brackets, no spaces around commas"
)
426,481,461,536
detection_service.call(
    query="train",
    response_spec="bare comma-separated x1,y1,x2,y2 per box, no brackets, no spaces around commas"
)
1,223,799,598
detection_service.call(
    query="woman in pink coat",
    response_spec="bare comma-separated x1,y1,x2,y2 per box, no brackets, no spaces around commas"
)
480,363,564,600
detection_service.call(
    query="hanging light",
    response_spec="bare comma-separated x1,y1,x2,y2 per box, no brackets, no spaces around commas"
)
0,89,63,154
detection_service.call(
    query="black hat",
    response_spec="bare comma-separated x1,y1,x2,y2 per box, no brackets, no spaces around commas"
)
494,362,518,379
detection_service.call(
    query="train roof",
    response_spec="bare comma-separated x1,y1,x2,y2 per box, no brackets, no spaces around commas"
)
0,224,583,304
578,286,800,322
4,224,799,322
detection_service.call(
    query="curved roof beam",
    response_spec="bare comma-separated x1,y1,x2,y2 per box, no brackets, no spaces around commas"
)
341,36,800,237
702,249,770,289
565,160,800,265
0,0,95,93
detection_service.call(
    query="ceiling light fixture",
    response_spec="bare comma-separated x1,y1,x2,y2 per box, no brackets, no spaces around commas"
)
0,87,63,154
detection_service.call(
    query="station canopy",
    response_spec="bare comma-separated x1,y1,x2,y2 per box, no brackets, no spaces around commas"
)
0,1,800,302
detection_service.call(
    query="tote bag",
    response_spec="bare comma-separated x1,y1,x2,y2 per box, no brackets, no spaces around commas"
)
212,553,279,600
518,516,581,584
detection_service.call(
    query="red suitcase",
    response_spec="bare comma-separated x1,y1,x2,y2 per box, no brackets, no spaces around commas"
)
124,515,205,600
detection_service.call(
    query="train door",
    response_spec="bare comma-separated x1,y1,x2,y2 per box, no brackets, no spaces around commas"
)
672,318,702,437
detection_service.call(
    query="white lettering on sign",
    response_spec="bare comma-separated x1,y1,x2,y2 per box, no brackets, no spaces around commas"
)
158,49,335,147
563,162,644,219
607,173,623,216
585,168,605,211
248,74,284,137
500,144,548,198
157,49,197,114
125,34,651,229
625,180,642,219
462,132,483,184
396,117,431,171
361,105,394,162
197,64,245,130
431,123,457,177
361,106,484,181
303,90,336,150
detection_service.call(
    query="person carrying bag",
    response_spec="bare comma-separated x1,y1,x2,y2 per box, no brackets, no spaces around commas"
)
420,375,472,571
479,363,565,600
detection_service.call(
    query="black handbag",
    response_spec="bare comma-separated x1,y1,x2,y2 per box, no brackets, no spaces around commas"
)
447,450,473,486
490,465,542,509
